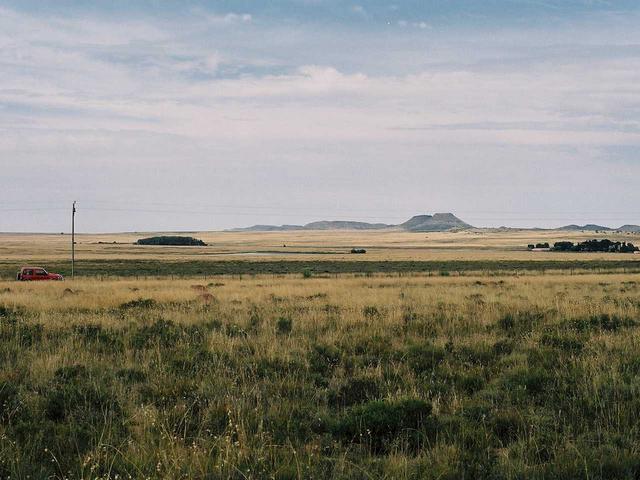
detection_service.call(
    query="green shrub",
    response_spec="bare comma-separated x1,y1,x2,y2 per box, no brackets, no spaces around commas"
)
0,317,43,348
266,405,320,444
497,310,545,336
491,339,514,356
455,371,486,394
332,399,433,453
17,323,42,347
490,409,525,445
0,305,17,318
348,334,394,367
119,298,156,310
503,366,551,399
309,344,341,377
255,357,304,379
169,347,217,374
138,377,199,408
0,380,20,422
329,376,381,407
73,324,124,353
29,365,128,474
567,314,637,332
202,319,223,331
455,343,496,366
406,343,446,375
115,368,147,383
537,443,640,479
461,398,493,423
540,332,584,353
276,316,293,335
130,319,181,349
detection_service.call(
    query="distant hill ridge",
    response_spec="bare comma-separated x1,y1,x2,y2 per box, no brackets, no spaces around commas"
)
229,213,472,232
560,224,640,232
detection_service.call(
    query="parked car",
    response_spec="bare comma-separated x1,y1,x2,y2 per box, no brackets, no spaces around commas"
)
16,267,64,281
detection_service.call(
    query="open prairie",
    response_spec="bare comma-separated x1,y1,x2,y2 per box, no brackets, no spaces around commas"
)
1,272,640,478
1,230,640,280
2,229,640,261
2,230,640,478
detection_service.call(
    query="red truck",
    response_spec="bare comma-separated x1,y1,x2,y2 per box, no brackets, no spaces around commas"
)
16,267,64,281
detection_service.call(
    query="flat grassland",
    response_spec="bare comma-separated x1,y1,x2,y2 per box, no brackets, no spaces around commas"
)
1,272,640,478
1,230,640,478
1,229,639,278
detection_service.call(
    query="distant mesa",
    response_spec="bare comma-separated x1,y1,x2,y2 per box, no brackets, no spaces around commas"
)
229,215,639,233
399,213,472,232
229,213,473,232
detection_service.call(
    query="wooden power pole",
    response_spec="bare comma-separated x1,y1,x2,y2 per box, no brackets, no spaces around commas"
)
72,201,76,279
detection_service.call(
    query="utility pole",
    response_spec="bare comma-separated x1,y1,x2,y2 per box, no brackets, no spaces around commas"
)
72,201,76,279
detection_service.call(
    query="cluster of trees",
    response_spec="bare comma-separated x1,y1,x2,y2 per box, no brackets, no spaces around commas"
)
529,239,639,253
136,236,207,246
552,239,638,253
528,242,550,249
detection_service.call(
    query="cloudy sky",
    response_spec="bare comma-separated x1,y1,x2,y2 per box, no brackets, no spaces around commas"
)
1,0,639,232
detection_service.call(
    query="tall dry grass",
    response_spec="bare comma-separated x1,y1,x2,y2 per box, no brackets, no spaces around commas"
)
0,273,639,478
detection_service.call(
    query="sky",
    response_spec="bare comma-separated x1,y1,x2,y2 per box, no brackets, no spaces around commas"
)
1,0,639,232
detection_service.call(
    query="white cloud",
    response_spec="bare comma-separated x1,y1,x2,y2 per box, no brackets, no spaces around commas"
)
397,19,430,29
1,5,640,230
204,12,253,25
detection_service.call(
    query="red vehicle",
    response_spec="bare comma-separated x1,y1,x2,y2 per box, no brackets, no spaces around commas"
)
16,267,64,281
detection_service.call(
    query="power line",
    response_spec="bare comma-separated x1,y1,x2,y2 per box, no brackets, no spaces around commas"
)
2,203,639,216
0,207,67,212
1,202,638,216
1,201,637,224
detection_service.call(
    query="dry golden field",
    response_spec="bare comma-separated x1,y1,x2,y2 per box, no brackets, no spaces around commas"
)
2,230,640,478
1,272,640,478
1,229,640,263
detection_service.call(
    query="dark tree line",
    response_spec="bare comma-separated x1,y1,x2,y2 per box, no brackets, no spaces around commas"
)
136,236,207,246
533,239,639,253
